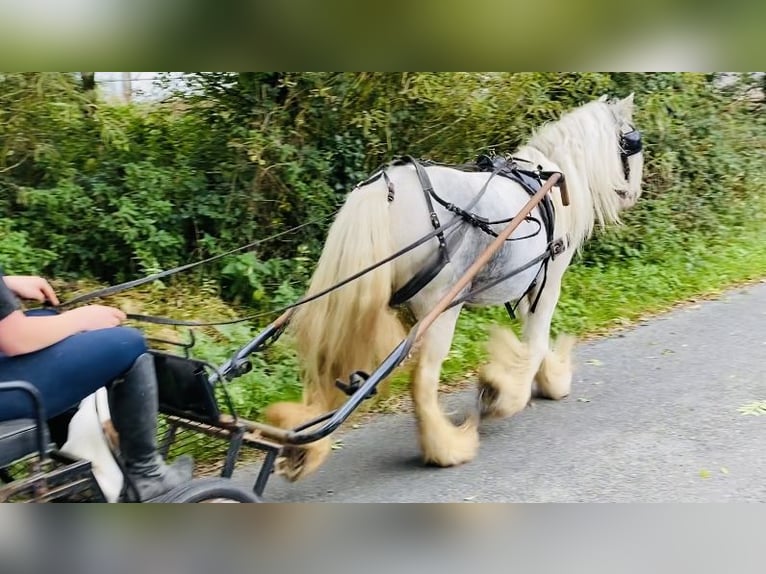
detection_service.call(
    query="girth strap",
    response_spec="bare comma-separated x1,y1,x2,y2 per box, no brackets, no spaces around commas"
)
389,156,452,306
389,249,449,307
480,158,559,316
503,236,566,320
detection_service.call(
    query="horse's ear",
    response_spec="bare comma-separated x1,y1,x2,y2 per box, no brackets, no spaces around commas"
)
614,92,635,119
598,94,609,102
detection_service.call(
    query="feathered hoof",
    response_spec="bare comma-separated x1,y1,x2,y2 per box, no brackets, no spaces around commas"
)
535,335,576,400
477,327,532,419
477,376,530,419
274,439,332,482
478,381,502,418
264,401,333,482
420,416,479,468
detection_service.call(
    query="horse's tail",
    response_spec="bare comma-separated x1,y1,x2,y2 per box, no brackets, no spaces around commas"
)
264,179,406,480
293,179,406,410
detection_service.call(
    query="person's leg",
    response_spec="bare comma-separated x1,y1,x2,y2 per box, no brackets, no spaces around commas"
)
0,326,147,420
0,326,193,500
108,352,193,501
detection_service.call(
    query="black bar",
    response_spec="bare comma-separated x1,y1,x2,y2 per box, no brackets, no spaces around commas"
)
254,445,280,498
0,381,48,462
208,321,284,384
158,423,177,459
221,428,245,478
280,336,415,446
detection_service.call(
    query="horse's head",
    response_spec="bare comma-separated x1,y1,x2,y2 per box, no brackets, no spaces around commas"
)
607,93,644,210
526,92,645,240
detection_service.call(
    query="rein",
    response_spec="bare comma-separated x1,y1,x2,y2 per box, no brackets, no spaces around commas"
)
57,211,339,309
54,149,582,329
52,161,510,328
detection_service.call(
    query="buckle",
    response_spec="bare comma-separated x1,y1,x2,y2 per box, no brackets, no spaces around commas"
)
549,238,566,259
335,371,374,399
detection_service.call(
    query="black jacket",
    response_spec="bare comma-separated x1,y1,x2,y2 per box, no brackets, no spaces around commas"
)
0,268,21,321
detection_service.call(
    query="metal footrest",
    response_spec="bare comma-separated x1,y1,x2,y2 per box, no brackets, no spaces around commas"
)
158,414,282,498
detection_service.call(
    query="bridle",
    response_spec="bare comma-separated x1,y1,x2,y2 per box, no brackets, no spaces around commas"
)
619,127,643,181
614,126,643,200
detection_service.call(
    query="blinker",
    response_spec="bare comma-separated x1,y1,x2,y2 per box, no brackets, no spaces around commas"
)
620,129,642,157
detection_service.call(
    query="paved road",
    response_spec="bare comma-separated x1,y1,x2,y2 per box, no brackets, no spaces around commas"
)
238,282,766,502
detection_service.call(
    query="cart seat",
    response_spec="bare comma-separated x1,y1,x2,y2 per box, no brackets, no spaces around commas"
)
0,419,48,469
0,382,50,470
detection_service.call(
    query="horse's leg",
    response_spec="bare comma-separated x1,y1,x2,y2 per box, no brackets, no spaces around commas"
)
523,269,575,401
478,324,534,419
524,249,578,400
411,305,479,467
479,268,569,417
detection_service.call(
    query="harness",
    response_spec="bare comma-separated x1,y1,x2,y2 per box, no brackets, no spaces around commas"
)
388,155,565,316
389,125,643,315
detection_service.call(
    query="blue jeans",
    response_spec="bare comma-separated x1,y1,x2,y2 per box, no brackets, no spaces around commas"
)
0,310,147,421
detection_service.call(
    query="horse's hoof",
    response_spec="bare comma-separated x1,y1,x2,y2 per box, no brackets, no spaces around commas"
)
478,382,501,419
275,446,307,482
274,439,332,482
478,381,530,419
421,418,480,467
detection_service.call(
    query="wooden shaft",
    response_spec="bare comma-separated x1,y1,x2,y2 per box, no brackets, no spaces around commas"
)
415,172,561,338
559,178,570,206
272,310,292,328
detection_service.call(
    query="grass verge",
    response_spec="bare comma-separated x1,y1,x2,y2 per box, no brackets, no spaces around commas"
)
439,210,766,383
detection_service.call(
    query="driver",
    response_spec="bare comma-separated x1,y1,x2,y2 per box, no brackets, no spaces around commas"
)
0,269,193,501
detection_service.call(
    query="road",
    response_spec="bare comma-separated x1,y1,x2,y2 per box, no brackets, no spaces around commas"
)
238,282,766,502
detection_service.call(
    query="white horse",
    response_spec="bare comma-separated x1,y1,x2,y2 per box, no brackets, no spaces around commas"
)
60,388,123,502
265,94,644,481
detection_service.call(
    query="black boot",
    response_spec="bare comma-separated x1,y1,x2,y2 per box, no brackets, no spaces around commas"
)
108,353,194,502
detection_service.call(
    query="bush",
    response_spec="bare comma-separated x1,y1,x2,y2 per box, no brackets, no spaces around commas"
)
1,72,763,310
0,218,56,274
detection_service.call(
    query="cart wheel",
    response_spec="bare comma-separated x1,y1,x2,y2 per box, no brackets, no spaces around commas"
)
152,478,261,503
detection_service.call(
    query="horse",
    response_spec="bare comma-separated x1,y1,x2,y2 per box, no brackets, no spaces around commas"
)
265,94,645,481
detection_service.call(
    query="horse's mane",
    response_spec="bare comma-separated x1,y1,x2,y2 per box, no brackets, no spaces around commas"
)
517,100,629,247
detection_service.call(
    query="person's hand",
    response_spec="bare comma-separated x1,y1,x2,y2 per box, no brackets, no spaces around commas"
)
3,275,60,305
63,305,127,331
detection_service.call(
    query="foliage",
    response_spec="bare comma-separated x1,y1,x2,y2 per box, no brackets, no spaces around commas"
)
3,73,763,284
0,218,56,274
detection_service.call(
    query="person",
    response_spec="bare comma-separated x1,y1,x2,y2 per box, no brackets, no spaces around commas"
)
0,269,193,501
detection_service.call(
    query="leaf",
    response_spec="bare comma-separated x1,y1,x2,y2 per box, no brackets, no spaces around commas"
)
585,359,603,366
699,469,711,479
737,401,766,416
576,397,591,403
